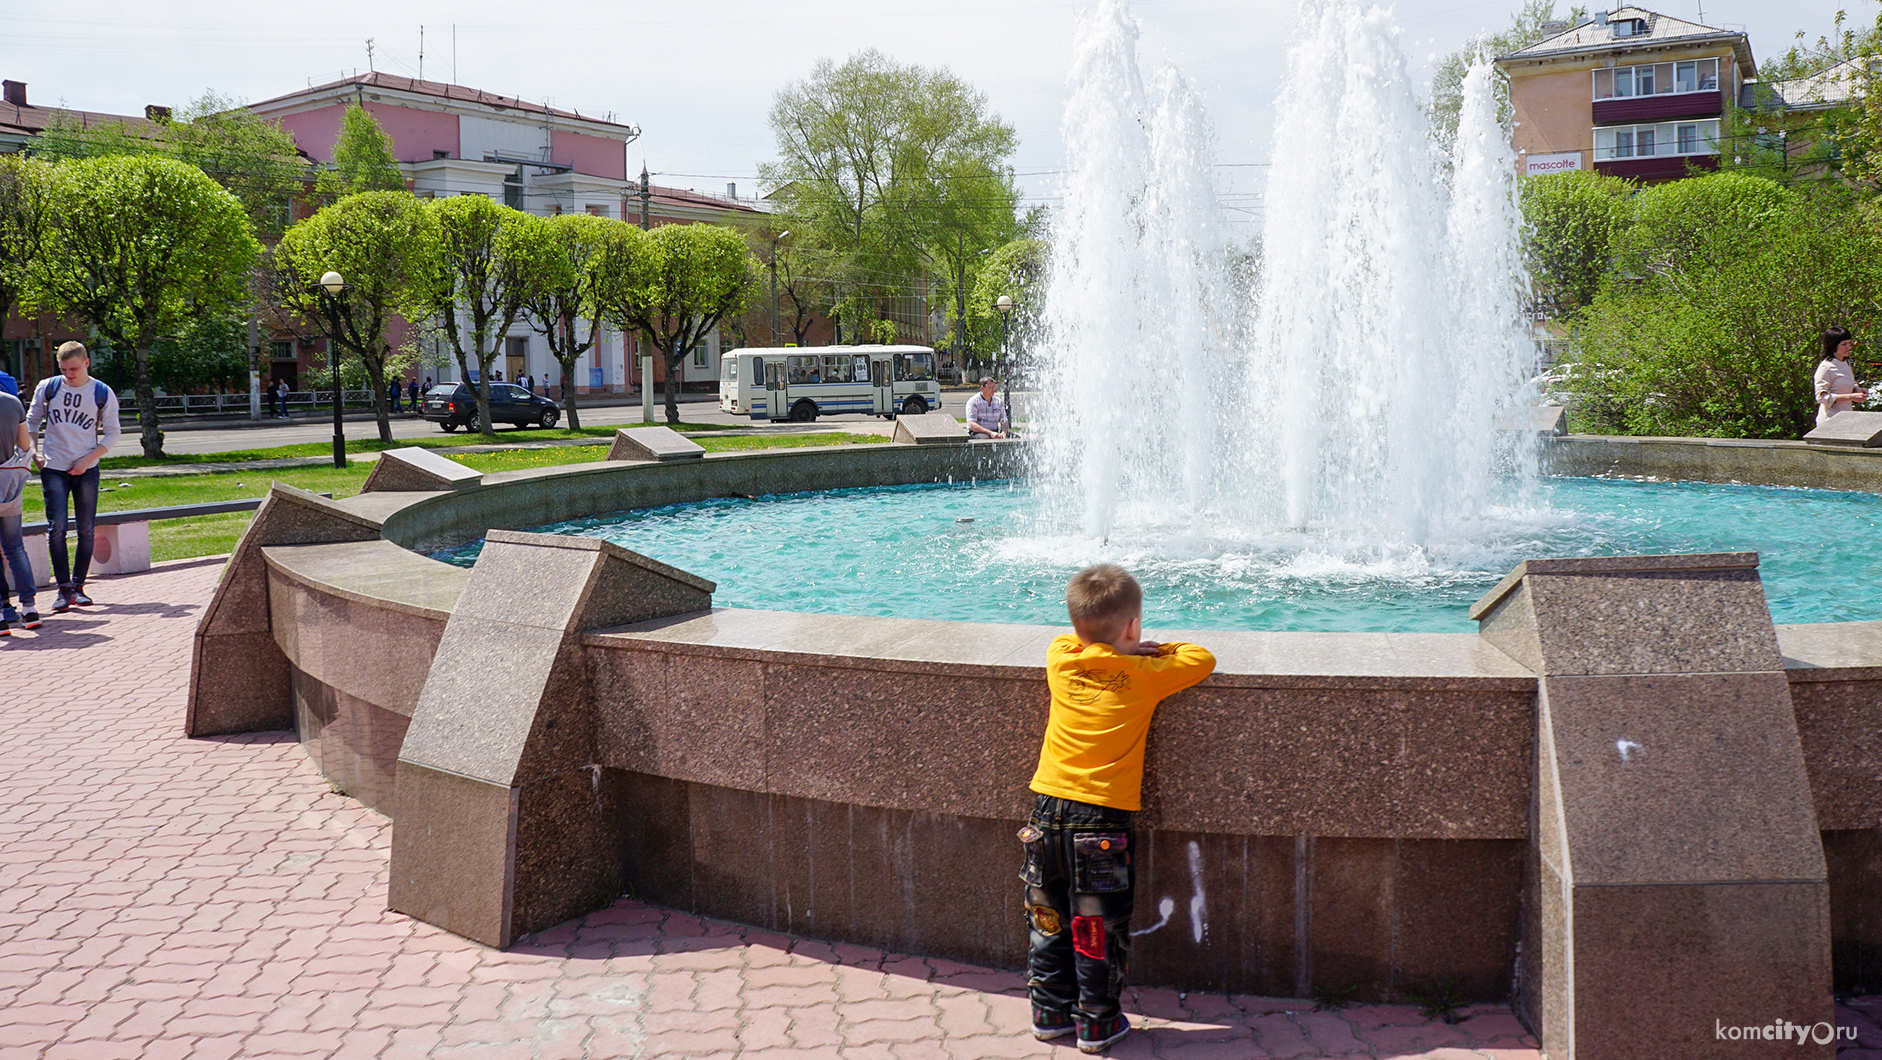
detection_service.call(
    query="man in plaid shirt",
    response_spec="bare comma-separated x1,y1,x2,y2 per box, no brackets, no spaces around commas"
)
965,377,1009,439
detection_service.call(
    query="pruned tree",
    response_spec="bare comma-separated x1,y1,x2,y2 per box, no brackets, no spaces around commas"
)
276,191,442,442
593,223,759,424
25,155,259,457
423,195,532,437
513,212,615,429
316,104,406,201
1518,168,1635,316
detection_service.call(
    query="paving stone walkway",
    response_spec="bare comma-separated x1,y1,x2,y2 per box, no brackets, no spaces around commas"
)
0,558,1868,1059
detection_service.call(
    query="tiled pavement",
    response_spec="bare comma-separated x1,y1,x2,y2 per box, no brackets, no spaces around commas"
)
0,558,1870,1059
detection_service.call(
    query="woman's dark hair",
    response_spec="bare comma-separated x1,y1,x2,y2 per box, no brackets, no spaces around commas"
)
1823,326,1853,360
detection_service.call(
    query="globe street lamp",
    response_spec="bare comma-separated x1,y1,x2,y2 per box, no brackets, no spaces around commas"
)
317,271,351,469
995,294,1015,433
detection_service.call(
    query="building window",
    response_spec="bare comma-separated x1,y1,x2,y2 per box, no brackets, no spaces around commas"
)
271,340,294,360
586,204,608,217
1594,58,1718,100
1594,120,1719,160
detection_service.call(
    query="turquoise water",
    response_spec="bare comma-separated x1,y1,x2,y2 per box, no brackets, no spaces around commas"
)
436,477,1882,633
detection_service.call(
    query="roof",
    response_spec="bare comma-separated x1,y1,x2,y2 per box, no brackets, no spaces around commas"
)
1500,7,1755,75
641,184,763,215
0,101,156,142
252,72,639,137
1751,56,1872,111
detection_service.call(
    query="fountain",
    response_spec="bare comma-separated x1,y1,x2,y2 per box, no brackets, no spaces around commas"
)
185,2,1880,1054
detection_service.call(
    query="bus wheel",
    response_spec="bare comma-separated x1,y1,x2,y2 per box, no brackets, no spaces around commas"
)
901,396,928,416
790,400,818,422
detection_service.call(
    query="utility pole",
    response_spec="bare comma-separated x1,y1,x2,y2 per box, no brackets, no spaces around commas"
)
639,164,654,422
769,230,791,347
247,317,261,420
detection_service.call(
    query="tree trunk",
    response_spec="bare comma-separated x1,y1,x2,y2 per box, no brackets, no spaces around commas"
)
557,354,582,430
365,353,392,444
664,351,681,425
133,333,163,459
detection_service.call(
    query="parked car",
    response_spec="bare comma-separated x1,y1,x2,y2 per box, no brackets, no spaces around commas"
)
422,383,561,432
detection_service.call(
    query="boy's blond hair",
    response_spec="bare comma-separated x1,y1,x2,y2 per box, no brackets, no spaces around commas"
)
1066,563,1142,644
56,341,88,363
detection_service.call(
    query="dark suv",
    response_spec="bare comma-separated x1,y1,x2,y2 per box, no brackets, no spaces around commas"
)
423,383,561,432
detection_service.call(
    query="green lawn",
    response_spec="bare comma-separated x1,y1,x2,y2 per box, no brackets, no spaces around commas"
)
58,431,887,562
97,421,742,470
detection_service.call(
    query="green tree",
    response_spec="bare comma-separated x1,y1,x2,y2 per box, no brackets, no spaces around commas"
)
1519,168,1635,315
277,191,442,442
512,212,615,429
148,314,251,394
35,92,305,236
1428,1,1587,149
1564,173,1882,438
966,237,1046,371
593,223,759,424
761,230,835,346
422,195,533,437
25,155,259,456
0,154,48,334
316,104,405,201
762,50,1021,342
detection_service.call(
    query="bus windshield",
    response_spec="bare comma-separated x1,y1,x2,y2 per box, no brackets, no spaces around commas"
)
720,355,737,383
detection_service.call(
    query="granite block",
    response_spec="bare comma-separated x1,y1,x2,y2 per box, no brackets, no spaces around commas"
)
615,771,696,909
1541,672,1825,885
388,761,518,948
892,411,968,444
262,539,466,620
607,426,706,462
1475,556,1782,677
187,630,293,736
1130,830,1257,995
1391,839,1523,1001
266,567,446,718
1786,677,1882,830
399,620,568,785
591,649,768,790
688,784,782,931
899,810,1024,968
1494,405,1568,435
1571,882,1833,1059
1804,410,1882,447
511,767,623,939
360,447,484,491
293,668,409,814
1307,838,1396,1001
1825,829,1882,994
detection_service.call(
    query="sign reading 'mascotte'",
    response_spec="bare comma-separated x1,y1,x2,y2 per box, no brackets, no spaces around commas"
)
1525,151,1583,176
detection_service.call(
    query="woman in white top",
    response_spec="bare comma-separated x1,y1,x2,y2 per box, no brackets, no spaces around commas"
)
1814,326,1868,428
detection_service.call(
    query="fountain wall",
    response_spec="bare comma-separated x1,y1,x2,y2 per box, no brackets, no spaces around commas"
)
189,441,1882,1025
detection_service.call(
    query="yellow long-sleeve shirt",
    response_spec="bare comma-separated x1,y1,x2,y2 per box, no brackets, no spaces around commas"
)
1029,634,1217,812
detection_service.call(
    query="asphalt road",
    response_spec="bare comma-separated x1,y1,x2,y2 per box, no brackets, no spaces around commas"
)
106,390,983,458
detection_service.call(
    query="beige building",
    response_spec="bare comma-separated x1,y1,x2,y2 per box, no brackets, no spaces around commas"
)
1497,7,1755,183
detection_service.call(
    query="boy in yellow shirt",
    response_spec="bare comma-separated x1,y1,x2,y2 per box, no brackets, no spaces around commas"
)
1021,563,1216,1053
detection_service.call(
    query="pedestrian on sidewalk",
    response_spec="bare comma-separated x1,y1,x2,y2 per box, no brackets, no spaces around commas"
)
0,383,39,632
407,378,420,414
388,378,402,414
27,342,121,612
275,380,291,419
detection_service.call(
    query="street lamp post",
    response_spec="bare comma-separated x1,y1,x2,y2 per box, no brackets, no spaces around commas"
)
769,230,791,347
995,294,1015,433
317,271,351,469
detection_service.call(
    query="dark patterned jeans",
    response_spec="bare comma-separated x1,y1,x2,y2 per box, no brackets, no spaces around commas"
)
1021,794,1135,1024
41,465,98,590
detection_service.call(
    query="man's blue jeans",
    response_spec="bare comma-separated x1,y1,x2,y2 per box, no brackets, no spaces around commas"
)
41,465,99,589
0,512,33,608
1021,794,1136,1024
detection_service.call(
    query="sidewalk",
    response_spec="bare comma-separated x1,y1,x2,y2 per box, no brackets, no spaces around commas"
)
0,560,1856,1058
142,391,720,434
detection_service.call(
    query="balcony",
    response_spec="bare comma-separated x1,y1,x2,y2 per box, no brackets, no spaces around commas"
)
1594,154,1720,182
1593,92,1724,124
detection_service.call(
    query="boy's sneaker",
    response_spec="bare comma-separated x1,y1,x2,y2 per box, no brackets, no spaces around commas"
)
1077,1014,1131,1054
1031,1005,1075,1041
70,588,93,607
0,608,13,635
20,609,40,630
52,589,75,612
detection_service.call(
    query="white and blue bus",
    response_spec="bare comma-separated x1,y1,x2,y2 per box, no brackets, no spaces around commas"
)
718,345,942,421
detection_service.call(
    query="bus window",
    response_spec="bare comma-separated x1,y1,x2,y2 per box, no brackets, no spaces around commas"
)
720,355,738,383
820,355,853,383
787,355,817,384
899,353,935,381
852,355,869,379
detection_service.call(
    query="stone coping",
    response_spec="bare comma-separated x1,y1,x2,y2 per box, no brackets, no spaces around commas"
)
1468,551,1760,620
588,607,1538,689
262,539,466,621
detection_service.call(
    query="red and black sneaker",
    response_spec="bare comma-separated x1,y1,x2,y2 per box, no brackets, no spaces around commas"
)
1077,1013,1130,1054
1031,1005,1075,1041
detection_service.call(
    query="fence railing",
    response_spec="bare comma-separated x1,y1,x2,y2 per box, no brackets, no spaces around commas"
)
117,391,380,416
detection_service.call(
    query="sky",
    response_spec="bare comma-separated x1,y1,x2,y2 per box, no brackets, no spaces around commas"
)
6,0,1872,227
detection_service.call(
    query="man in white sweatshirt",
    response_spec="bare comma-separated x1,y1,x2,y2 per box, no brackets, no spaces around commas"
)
27,342,121,611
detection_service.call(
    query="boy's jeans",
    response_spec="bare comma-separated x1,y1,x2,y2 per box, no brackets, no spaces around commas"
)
42,465,99,589
1021,794,1135,1023
0,512,33,608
